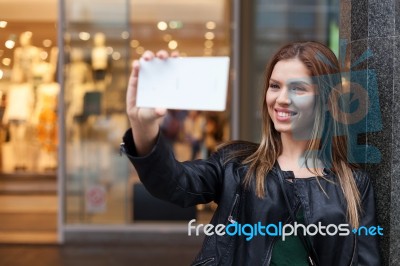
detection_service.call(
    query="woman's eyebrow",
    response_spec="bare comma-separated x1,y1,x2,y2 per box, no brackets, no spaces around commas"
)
287,80,312,86
269,78,281,84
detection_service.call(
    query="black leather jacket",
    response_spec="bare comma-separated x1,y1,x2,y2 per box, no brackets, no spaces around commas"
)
122,129,381,266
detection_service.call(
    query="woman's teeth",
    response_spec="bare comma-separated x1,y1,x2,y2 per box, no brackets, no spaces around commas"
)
277,112,295,117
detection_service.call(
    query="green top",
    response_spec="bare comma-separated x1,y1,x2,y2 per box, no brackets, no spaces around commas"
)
270,209,309,266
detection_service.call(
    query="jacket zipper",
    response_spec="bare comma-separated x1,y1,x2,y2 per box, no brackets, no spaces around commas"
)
227,193,239,224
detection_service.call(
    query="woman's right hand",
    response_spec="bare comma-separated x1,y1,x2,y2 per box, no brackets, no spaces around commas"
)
126,50,178,156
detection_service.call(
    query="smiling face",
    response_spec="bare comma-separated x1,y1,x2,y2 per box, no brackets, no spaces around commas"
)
266,58,317,139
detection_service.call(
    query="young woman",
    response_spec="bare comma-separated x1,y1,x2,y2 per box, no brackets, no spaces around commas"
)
122,42,381,265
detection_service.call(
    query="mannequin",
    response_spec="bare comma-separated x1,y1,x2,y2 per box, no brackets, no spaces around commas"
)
65,48,93,105
91,32,110,91
65,48,93,129
30,62,60,171
11,31,41,83
31,46,58,86
64,48,95,171
35,83,59,171
2,83,34,170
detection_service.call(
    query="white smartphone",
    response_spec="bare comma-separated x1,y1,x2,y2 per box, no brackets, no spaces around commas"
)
136,57,230,111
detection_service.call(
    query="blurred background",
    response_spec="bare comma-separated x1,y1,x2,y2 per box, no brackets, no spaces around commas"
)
0,0,339,264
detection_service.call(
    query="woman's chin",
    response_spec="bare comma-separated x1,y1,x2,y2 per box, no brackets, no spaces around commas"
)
273,125,292,134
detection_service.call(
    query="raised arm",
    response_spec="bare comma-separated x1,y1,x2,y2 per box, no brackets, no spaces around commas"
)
124,50,224,207
126,50,178,156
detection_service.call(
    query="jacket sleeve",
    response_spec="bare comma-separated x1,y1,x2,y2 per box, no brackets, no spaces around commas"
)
121,128,224,207
357,172,381,266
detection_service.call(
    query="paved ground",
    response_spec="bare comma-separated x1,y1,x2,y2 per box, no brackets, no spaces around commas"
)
0,242,202,266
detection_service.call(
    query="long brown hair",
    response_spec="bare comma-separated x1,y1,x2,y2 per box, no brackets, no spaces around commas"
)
224,41,361,228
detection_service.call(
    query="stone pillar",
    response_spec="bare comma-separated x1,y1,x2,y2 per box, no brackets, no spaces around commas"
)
340,0,399,265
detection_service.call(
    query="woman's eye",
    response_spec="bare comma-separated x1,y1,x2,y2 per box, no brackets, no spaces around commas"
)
269,83,279,89
291,86,305,92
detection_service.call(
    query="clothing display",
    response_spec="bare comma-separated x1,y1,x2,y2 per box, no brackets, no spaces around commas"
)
0,29,115,173
2,83,34,124
35,83,59,170
0,31,60,172
1,33,35,172
1,83,34,170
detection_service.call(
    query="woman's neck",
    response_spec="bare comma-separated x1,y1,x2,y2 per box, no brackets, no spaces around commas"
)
278,133,324,177
279,132,309,162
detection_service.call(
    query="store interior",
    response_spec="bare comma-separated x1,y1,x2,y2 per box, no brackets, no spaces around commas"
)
0,0,231,243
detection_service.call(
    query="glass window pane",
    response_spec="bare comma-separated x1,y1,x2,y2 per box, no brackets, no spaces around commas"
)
64,0,131,224
63,0,231,225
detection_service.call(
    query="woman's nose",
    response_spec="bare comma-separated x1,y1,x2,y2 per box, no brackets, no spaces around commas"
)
276,88,291,105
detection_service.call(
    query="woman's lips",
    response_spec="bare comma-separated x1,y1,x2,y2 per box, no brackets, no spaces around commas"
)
275,109,297,122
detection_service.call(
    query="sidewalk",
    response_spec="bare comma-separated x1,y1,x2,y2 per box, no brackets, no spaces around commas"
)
0,242,201,266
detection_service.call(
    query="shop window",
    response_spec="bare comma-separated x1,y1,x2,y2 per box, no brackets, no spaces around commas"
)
0,23,59,174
